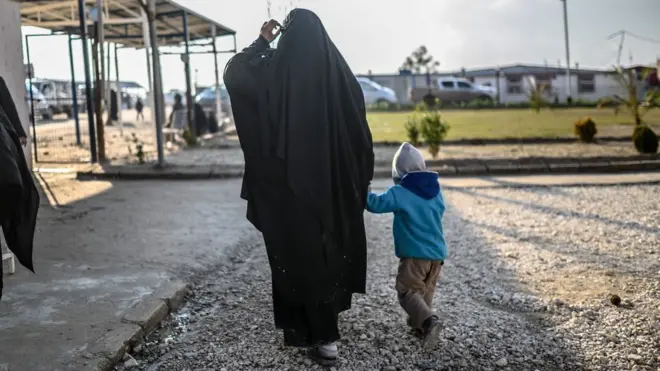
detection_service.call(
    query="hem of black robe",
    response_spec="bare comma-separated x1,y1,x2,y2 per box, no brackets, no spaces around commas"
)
273,290,353,347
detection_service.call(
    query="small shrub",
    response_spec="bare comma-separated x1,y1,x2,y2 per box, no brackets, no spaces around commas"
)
404,118,421,147
632,125,659,154
182,129,197,146
419,109,450,159
422,92,438,108
573,116,598,143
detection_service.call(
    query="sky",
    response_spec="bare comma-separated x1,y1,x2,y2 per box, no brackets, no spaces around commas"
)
22,0,660,92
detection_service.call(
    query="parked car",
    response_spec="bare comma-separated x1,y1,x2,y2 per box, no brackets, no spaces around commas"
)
409,77,497,105
194,85,233,127
30,79,79,118
357,77,399,105
25,82,51,121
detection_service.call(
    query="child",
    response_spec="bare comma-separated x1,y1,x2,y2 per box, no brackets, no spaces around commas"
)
365,142,446,349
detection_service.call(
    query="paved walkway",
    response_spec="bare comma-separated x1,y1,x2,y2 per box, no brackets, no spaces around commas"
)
0,174,251,371
1,172,659,370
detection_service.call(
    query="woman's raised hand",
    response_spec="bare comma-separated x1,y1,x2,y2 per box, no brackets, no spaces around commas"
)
260,19,282,43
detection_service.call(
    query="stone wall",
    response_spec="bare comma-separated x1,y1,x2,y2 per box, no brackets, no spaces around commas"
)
0,0,31,166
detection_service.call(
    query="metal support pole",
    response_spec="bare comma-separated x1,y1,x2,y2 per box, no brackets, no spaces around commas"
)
140,6,154,124
78,0,97,163
561,0,571,102
182,11,194,137
106,42,112,124
25,36,38,163
94,0,106,161
147,0,165,166
211,25,221,125
68,34,81,145
145,48,154,121
114,43,123,135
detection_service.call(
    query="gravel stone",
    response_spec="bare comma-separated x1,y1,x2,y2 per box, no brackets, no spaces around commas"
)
125,184,659,371
123,358,138,368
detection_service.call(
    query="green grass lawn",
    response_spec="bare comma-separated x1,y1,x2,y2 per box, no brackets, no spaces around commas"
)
366,108,660,142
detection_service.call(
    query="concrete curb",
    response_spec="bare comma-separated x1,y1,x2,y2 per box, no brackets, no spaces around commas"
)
441,178,660,190
82,281,189,371
76,158,660,181
371,135,633,147
202,136,634,149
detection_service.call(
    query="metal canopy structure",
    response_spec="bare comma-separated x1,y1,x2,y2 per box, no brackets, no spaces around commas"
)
20,0,236,165
19,0,235,49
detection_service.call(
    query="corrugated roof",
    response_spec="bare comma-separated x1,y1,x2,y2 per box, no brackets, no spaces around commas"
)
19,0,235,48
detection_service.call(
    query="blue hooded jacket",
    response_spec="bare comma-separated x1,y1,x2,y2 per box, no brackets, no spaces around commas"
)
366,143,446,261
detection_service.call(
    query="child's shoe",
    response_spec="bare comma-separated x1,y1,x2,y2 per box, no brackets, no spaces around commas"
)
308,342,338,365
407,316,424,338
421,316,441,349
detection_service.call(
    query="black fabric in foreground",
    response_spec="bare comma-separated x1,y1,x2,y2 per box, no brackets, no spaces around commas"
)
224,9,374,346
0,76,39,300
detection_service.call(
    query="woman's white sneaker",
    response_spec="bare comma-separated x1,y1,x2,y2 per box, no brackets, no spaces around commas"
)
308,342,338,364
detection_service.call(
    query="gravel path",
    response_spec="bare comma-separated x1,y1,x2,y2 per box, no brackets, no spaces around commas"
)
118,184,659,371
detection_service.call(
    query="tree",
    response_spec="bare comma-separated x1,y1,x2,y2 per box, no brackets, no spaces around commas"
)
401,46,440,85
526,77,549,114
599,67,660,126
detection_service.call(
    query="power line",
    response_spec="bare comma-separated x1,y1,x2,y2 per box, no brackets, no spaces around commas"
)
607,30,660,66
624,31,660,44
608,30,660,44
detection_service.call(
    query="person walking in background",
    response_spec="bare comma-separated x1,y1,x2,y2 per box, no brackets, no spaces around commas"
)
167,93,186,129
223,9,374,364
135,97,144,122
365,142,446,350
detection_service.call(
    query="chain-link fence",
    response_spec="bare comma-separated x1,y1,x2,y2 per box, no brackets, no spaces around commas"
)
28,93,163,164
29,94,95,163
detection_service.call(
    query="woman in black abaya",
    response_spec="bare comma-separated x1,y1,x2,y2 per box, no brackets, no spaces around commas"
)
0,76,39,299
223,9,374,362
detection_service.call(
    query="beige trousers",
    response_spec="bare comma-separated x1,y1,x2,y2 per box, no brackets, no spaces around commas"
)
395,258,443,329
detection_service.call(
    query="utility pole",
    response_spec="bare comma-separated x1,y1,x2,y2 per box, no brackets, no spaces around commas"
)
560,0,571,103
608,30,626,67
